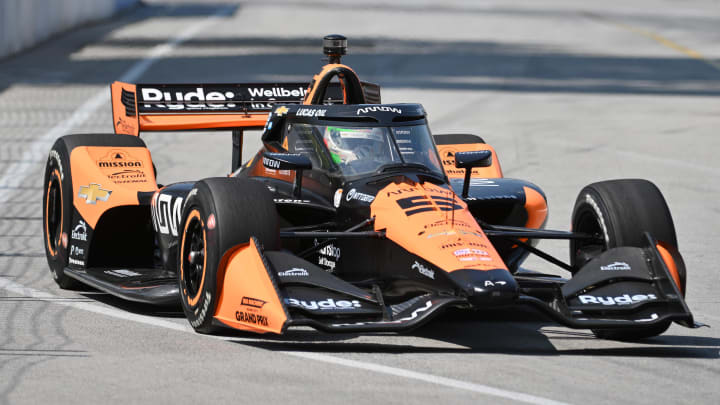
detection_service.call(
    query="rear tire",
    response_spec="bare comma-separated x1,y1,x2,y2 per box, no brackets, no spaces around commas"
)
178,177,279,334
570,179,683,340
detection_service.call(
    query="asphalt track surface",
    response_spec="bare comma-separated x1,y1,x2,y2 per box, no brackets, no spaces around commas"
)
1,1,719,403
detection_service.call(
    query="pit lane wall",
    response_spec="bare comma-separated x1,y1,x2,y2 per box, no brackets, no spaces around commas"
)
0,0,139,59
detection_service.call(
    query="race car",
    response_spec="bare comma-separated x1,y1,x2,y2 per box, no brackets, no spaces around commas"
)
42,35,701,340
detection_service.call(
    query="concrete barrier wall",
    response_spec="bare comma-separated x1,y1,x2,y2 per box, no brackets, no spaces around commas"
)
0,0,139,59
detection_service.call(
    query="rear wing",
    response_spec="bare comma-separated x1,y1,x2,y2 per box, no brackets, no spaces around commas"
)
111,81,381,136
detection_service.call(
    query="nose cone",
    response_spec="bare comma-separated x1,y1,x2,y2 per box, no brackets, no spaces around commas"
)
449,269,518,307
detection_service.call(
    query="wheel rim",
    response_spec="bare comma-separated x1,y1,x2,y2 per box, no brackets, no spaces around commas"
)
572,209,606,268
181,212,206,305
45,171,63,256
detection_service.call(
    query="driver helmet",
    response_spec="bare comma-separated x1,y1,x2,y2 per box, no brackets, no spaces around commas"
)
323,126,386,165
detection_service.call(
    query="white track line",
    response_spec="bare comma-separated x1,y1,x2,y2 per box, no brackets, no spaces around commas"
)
0,277,569,405
283,351,570,405
0,7,570,404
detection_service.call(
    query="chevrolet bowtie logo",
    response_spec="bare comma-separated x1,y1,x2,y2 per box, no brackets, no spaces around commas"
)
78,183,112,204
275,106,289,116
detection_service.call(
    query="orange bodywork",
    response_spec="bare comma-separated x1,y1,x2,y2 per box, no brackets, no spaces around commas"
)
138,113,268,132
371,181,508,272
70,146,158,228
523,186,548,230
303,63,358,105
656,242,684,294
111,82,140,135
111,81,268,135
437,143,503,179
213,238,289,334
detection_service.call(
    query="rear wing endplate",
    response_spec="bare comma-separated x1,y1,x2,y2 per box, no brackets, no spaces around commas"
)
111,81,381,136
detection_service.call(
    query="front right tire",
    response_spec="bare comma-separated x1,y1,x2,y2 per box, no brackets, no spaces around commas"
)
570,179,685,340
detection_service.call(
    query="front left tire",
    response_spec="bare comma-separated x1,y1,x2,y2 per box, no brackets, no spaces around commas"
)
178,177,279,333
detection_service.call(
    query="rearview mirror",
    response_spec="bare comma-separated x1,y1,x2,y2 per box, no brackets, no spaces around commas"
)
263,153,313,198
454,150,492,169
454,150,492,198
263,153,312,171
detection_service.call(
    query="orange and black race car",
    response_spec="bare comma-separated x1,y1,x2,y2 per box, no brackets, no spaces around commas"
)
42,35,702,339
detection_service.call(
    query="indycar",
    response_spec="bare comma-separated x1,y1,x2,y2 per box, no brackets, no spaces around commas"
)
42,35,701,340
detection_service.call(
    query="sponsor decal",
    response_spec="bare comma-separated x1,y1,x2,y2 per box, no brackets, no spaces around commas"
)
241,296,267,308
453,248,488,257
96,149,149,185
151,193,184,236
484,280,507,287
577,294,657,306
318,257,336,271
441,242,462,249
439,239,487,249
141,87,237,110
115,117,135,134
248,87,307,98
412,261,435,280
61,232,68,249
108,170,147,184
274,106,289,116
97,150,143,169
78,183,111,204
71,220,88,241
105,269,142,277
426,230,456,239
345,188,375,203
296,108,326,117
385,187,420,197
207,213,216,230
318,243,341,260
396,195,462,216
274,199,311,204
190,291,212,328
469,179,498,187
285,298,361,311
235,311,269,326
70,245,84,257
263,156,281,169
600,261,631,271
68,257,84,266
333,189,343,208
278,268,309,277
356,106,402,115
424,219,475,230
49,150,64,180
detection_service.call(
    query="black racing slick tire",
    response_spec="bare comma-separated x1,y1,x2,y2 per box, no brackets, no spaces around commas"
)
570,179,684,340
43,139,78,289
178,177,279,334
